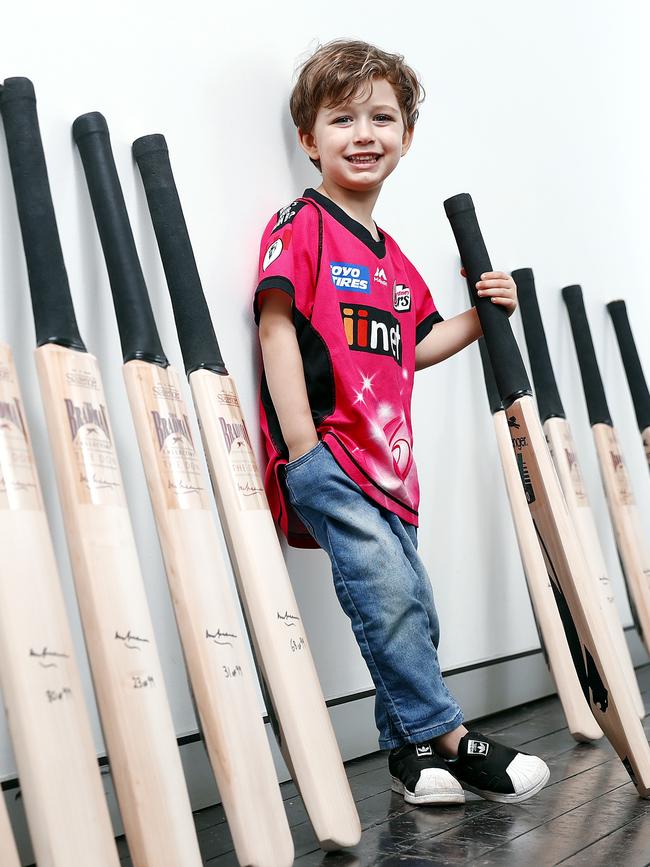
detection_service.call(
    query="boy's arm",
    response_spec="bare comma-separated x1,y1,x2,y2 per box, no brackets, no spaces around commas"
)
415,308,482,370
415,270,517,371
258,290,319,462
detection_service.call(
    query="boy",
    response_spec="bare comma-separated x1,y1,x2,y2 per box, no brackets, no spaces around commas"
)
254,39,550,806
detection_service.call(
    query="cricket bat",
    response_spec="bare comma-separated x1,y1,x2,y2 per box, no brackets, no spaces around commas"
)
562,285,650,656
132,134,361,849
0,342,119,865
473,335,602,741
607,299,650,472
516,269,643,717
73,110,294,867
0,790,20,867
0,77,202,866
445,193,650,796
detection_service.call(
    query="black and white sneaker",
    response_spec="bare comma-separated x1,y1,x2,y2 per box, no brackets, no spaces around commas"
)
442,731,550,803
389,742,465,805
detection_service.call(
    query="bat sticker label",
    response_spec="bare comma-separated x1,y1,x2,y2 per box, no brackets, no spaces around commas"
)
557,424,587,503
55,356,125,506
142,370,210,510
213,382,265,510
0,379,40,511
604,428,634,505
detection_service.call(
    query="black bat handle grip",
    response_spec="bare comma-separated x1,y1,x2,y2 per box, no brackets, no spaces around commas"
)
132,135,227,376
73,112,167,366
444,194,531,407
562,285,612,426
514,268,566,423
477,337,503,414
0,77,85,350
607,300,650,432
464,277,502,413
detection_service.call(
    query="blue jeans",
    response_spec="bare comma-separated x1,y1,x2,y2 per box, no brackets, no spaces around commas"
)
284,441,463,750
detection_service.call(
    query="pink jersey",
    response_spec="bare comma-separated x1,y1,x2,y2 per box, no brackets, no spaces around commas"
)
254,188,442,548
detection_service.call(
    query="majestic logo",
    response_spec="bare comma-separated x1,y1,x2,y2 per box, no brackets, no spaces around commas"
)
219,417,253,454
415,744,433,757
330,262,371,293
340,303,402,365
393,282,411,312
466,740,490,757
374,267,387,286
150,411,194,450
0,398,27,438
64,400,111,443
272,200,306,232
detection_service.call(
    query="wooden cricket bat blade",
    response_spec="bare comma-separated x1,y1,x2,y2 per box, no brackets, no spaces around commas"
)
607,300,650,471
492,411,603,741
73,109,294,866
0,343,119,866
446,195,650,797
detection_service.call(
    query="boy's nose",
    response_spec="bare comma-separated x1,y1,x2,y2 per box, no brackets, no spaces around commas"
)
353,119,374,143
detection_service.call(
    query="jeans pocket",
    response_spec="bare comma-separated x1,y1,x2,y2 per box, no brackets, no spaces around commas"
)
285,440,324,474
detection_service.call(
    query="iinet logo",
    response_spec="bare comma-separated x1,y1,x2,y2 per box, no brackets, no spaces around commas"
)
340,303,402,365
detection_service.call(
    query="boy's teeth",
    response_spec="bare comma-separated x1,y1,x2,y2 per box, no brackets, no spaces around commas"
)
349,155,378,163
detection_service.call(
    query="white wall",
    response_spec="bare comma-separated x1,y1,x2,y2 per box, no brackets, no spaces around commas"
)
0,0,649,785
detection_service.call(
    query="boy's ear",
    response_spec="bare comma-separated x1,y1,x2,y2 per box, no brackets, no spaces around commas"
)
298,128,319,161
401,126,414,157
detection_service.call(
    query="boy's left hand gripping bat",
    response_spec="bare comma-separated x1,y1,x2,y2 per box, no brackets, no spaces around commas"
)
0,77,202,866
445,193,650,797
607,299,650,471
72,110,294,867
132,134,361,850
0,342,120,866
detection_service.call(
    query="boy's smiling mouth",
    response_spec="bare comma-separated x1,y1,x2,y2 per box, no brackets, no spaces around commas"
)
346,153,381,164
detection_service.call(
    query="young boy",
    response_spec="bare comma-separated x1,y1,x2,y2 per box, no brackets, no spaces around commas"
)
254,39,550,806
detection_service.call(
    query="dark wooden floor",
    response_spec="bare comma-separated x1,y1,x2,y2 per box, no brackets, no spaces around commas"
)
116,664,650,866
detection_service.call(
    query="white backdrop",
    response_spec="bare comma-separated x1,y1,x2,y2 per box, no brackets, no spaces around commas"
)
0,0,649,780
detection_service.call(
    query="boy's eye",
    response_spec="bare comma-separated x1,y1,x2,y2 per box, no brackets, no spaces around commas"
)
374,114,395,123
332,115,353,124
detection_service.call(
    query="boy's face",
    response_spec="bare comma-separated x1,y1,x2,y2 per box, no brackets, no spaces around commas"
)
298,78,413,194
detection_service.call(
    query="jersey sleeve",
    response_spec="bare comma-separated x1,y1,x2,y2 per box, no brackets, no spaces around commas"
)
253,200,321,326
401,253,444,344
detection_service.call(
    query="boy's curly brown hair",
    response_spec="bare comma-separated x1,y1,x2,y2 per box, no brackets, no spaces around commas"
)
290,39,424,151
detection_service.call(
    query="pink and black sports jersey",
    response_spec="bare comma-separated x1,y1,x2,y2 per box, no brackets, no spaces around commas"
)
253,188,442,548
